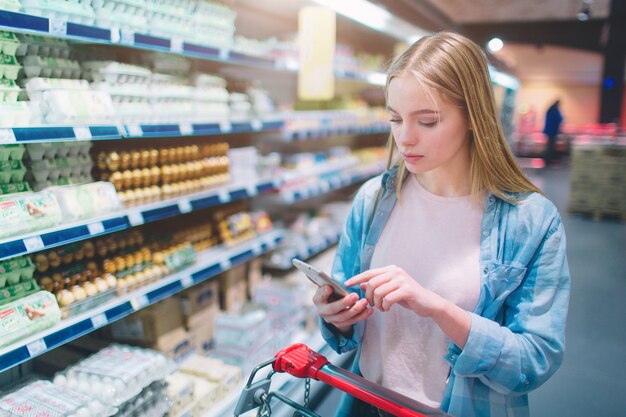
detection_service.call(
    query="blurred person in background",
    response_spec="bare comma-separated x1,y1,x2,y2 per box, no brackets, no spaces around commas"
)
543,99,564,166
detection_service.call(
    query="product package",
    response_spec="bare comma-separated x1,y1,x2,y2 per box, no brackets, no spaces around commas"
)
0,191,62,239
0,291,61,348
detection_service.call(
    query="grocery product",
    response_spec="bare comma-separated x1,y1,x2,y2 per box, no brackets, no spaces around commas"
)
0,191,62,239
0,291,61,348
48,181,120,221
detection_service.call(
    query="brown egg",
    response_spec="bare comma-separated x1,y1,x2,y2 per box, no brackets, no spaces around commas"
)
106,151,121,171
117,238,127,252
95,241,107,258
140,149,151,167
93,277,109,292
161,184,172,198
56,290,75,307
122,170,133,189
141,247,152,262
133,231,144,247
35,254,50,273
70,273,81,286
48,252,61,269
109,171,123,190
124,254,135,269
130,151,141,169
134,251,144,266
114,256,126,272
159,148,170,165
150,166,161,185
103,259,116,274
152,251,164,265
71,285,87,301
161,165,172,184
133,187,145,202
61,251,73,265
131,169,142,188
176,147,185,162
40,277,53,291
104,273,117,288
73,247,84,262
83,242,95,259
149,149,159,166
106,238,118,254
86,261,98,272
82,281,98,297
96,152,108,171
119,151,131,170
140,168,151,187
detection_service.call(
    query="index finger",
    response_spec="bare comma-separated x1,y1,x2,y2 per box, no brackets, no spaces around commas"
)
345,267,389,287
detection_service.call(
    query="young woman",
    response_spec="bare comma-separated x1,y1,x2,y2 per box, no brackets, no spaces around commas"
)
312,32,571,417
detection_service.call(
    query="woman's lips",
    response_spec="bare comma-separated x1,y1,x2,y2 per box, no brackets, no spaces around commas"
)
401,153,423,163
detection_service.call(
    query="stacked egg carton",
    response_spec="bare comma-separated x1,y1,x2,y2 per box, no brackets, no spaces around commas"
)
20,0,96,24
0,143,29,195
23,141,93,191
0,0,21,12
15,34,114,125
91,0,148,33
186,0,236,49
0,30,28,127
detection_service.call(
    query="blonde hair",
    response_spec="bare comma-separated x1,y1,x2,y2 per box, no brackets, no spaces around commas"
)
385,31,540,203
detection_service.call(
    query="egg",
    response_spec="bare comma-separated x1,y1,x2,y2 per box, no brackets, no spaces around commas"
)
149,149,159,166
71,285,88,300
35,254,49,273
109,171,123,190
83,242,95,259
106,151,121,171
56,289,75,307
104,273,117,288
119,151,131,170
93,277,109,293
48,252,61,269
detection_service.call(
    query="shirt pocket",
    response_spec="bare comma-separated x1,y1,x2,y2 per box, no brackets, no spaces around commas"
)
482,261,527,317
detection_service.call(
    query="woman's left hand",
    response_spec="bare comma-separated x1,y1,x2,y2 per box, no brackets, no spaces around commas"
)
344,265,445,317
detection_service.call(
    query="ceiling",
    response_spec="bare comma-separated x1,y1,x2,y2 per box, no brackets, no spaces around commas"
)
418,0,610,23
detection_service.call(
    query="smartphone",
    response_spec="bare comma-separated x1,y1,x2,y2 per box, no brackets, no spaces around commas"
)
292,258,350,301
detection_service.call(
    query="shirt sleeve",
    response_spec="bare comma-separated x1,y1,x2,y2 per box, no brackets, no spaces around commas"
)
449,214,571,395
319,182,370,354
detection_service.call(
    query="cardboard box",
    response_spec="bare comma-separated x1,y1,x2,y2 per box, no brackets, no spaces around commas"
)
150,327,193,361
109,297,183,343
187,305,219,354
179,279,219,317
247,258,263,299
220,265,247,312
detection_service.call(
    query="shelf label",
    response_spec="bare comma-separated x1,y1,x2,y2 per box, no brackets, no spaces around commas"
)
73,126,92,141
131,295,149,311
23,236,44,252
26,339,47,357
120,29,135,45
219,257,232,270
329,177,341,188
219,120,232,133
181,276,194,288
320,181,331,193
49,18,67,36
110,26,121,43
127,211,144,226
179,122,193,136
171,37,184,53
217,189,231,203
251,119,263,131
91,313,108,329
219,48,229,60
246,184,258,197
87,222,105,236
0,129,16,144
126,124,143,137
178,199,192,214
251,242,262,255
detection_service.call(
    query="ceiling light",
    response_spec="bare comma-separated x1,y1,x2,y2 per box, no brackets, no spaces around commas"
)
487,37,504,52
311,0,392,31
577,1,592,21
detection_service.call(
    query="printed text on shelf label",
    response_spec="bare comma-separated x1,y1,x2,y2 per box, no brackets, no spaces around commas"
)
91,313,107,328
23,236,45,252
26,339,47,357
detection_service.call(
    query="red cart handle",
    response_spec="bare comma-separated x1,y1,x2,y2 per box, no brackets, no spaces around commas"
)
273,343,451,417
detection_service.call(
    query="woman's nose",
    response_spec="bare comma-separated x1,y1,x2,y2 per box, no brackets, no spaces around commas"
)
396,124,418,147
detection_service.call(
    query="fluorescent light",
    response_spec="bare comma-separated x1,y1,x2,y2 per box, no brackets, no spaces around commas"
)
312,0,391,31
366,72,386,86
488,65,520,90
487,37,504,52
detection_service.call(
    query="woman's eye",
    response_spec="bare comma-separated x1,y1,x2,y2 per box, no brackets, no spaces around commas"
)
389,119,402,124
419,120,437,127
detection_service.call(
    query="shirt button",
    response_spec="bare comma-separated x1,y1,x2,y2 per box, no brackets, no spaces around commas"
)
483,229,490,237
389,179,395,185
489,196,495,203
378,211,383,217
450,355,456,361
367,247,373,253
483,266,488,274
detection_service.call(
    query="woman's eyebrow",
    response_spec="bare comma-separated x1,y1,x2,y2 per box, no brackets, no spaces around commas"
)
387,106,439,115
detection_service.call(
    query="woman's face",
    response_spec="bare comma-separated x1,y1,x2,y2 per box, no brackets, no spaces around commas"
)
387,75,471,176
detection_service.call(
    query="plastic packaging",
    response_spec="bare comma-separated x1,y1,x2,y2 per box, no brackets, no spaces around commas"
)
0,191,62,239
0,291,60,348
0,256,36,288
48,181,120,222
53,345,176,406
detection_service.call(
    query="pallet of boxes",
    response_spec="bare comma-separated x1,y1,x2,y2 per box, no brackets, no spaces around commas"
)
569,142,626,220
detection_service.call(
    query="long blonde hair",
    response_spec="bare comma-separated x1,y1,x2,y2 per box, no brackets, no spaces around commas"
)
385,31,540,203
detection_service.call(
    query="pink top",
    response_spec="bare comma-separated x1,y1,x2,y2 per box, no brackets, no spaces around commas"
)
360,175,483,407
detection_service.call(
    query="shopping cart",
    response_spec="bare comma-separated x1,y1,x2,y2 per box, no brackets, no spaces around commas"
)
234,343,451,417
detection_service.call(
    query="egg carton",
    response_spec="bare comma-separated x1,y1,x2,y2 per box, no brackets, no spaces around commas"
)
0,0,21,13
189,27,233,49
114,381,171,417
93,11,148,33
92,83,152,103
22,55,82,79
21,0,96,25
38,89,115,124
0,53,20,80
91,0,145,16
194,0,236,25
25,141,91,160
0,79,20,102
53,345,176,407
0,31,20,56
82,61,152,84
0,102,30,127
15,34,72,58
193,86,229,103
0,144,25,161
0,159,26,184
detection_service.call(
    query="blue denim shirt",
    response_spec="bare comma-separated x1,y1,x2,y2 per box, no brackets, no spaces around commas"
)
320,167,571,417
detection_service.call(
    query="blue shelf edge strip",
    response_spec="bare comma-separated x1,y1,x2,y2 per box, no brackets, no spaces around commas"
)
0,233,283,373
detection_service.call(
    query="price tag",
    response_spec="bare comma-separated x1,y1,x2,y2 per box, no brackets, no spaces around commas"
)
91,313,107,329
181,276,194,288
219,48,229,60
110,26,121,43
0,129,16,144
171,37,184,53
219,258,232,270
320,181,331,193
272,178,283,188
219,120,232,133
127,211,144,226
73,126,92,141
87,222,105,235
131,295,149,311
120,28,135,45
179,122,193,136
246,184,258,197
23,236,44,252
26,339,47,357
217,189,231,203
126,124,143,137
330,177,341,189
285,191,296,204
251,242,262,255
49,18,67,36
251,119,263,131
178,199,192,214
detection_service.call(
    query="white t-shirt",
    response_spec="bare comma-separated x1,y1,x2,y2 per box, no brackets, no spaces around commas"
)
360,175,482,408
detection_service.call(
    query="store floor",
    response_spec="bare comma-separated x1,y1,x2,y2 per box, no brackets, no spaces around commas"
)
313,163,626,416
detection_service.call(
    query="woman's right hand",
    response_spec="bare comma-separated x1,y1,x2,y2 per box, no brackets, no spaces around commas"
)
313,285,373,335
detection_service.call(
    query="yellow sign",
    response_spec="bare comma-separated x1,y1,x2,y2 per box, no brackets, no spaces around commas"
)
298,7,336,100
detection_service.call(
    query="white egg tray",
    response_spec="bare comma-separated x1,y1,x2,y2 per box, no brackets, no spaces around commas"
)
21,0,96,25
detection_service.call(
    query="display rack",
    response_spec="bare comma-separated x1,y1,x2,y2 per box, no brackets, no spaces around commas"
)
0,229,284,374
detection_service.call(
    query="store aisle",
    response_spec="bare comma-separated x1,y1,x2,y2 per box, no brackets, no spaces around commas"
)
527,164,626,417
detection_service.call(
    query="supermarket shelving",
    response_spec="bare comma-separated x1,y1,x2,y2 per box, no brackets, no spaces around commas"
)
0,229,284,374
0,176,281,260
0,9,386,86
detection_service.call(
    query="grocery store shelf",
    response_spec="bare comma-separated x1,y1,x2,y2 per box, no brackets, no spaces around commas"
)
283,122,389,142
277,161,385,205
0,177,281,261
202,331,341,417
265,231,340,271
0,229,284,374
0,10,385,87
